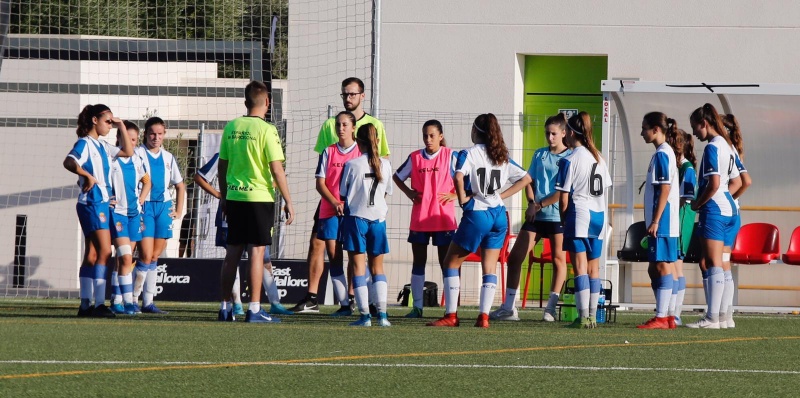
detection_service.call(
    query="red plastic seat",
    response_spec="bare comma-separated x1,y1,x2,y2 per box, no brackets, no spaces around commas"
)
781,226,800,265
521,238,570,309
730,223,780,264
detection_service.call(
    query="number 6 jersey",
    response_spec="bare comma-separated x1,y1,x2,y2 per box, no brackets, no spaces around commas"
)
455,144,528,211
555,146,612,238
340,154,394,221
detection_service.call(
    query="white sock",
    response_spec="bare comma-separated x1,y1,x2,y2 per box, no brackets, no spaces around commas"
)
79,266,94,307
411,273,425,309
93,265,107,307
373,274,388,313
263,268,281,305
668,293,677,316
707,268,724,322
675,290,686,319
589,291,600,319
578,288,590,318
702,276,709,306
220,301,230,311
133,269,147,303
119,273,133,305
545,292,560,314
720,270,734,321
478,274,497,315
502,288,519,311
111,271,121,304
444,273,460,315
231,268,242,304
249,302,261,313
353,275,370,315
331,273,350,306
143,269,157,307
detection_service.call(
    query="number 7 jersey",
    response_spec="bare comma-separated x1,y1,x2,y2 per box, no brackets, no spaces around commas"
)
340,154,394,221
555,146,612,238
455,144,528,211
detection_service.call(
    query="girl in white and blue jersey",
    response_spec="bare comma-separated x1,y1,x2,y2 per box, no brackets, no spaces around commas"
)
555,111,611,329
671,130,698,325
340,123,394,327
637,112,681,330
133,117,186,314
686,103,743,329
427,113,531,329
109,121,151,315
63,104,134,317
489,113,571,322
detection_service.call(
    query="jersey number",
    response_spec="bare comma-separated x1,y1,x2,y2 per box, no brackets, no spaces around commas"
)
476,168,501,196
365,173,378,206
727,155,734,175
589,163,603,197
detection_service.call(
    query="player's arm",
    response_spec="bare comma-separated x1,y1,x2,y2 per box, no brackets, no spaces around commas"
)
218,159,228,214
559,191,569,226
270,160,295,225
728,175,743,199
193,173,220,199
63,157,96,192
114,117,134,158
648,183,671,237
454,171,471,206
316,177,342,207
171,181,186,219
692,174,718,211
731,171,750,200
139,174,152,206
500,174,532,200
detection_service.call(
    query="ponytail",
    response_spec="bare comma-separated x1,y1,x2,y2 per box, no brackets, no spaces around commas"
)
473,113,508,165
644,112,682,161
681,130,697,169
356,123,382,182
722,113,744,160
76,104,111,137
567,111,601,162
545,112,567,131
690,103,732,146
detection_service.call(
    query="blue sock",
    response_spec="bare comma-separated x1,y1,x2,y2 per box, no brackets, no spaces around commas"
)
353,275,369,315
656,275,673,317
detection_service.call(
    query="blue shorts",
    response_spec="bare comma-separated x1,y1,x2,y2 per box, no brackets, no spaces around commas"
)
725,213,741,247
408,230,455,246
76,202,110,237
340,216,389,256
110,212,143,242
563,237,603,260
698,212,736,243
452,207,507,253
647,236,679,263
521,220,564,236
317,216,341,241
142,201,174,239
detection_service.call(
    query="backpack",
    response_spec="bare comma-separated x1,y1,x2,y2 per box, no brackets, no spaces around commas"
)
397,281,439,307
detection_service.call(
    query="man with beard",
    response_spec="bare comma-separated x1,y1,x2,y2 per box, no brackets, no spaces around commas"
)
291,77,390,314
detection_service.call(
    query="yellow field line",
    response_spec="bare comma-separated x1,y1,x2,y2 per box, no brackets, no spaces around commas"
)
3,336,799,381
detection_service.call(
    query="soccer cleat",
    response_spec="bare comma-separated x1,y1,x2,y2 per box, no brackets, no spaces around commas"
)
369,304,378,317
141,304,168,314
91,304,116,318
131,303,142,314
668,316,677,329
349,314,372,327
232,303,245,316
718,319,728,329
404,307,423,318
330,306,353,317
245,309,280,323
474,313,490,328
289,299,320,313
218,308,235,322
426,313,460,327
685,317,720,329
110,303,126,314
269,303,294,316
542,311,556,322
123,303,137,315
588,318,598,329
77,305,94,317
727,318,736,329
637,316,671,329
489,307,519,321
674,316,683,326
566,317,593,329
378,312,391,327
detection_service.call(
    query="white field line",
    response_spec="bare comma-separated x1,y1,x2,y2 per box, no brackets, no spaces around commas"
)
1,360,799,375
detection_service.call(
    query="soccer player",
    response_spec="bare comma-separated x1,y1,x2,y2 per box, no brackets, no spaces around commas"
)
427,113,531,328
718,114,752,329
489,113,571,322
217,80,295,323
555,111,612,329
340,124,393,327
686,103,742,329
315,111,362,316
133,117,186,314
292,77,390,313
671,130,698,326
109,121,151,315
393,119,458,318
637,112,681,330
63,104,134,317
194,153,293,316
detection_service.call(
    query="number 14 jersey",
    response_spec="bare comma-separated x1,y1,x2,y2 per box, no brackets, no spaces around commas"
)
340,154,394,221
555,146,611,238
455,144,528,211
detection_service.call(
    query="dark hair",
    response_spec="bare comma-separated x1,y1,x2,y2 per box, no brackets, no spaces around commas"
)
341,77,365,92
143,117,166,146
244,80,269,109
566,112,601,162
643,112,683,161
690,103,732,146
545,112,567,131
422,119,446,147
680,129,697,169
473,113,508,165
356,123,382,182
117,120,139,146
722,113,744,160
336,111,356,127
76,104,111,137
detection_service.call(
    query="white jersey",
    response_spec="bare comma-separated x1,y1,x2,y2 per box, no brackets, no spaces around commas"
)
340,155,393,221
555,146,611,238
698,136,739,216
731,145,747,210
644,143,679,238
455,144,528,211
67,136,122,205
135,145,183,202
110,155,147,216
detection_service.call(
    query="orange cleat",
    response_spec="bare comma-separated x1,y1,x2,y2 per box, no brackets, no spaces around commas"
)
637,316,671,329
426,312,460,327
667,316,677,329
474,313,490,328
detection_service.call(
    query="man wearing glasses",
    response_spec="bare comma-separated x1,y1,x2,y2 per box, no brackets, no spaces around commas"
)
291,77,390,314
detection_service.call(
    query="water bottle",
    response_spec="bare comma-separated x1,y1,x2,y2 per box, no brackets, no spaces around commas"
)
597,294,606,323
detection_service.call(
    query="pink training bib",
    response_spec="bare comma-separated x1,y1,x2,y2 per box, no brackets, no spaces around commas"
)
409,147,457,232
319,143,362,219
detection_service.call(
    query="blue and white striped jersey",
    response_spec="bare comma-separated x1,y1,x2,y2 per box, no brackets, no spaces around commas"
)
68,136,121,205
135,145,183,202
110,155,147,216
555,146,611,239
644,143,679,238
698,136,739,216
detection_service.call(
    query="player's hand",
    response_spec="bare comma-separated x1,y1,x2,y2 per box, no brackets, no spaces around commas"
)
169,210,181,219
81,175,97,192
213,190,222,199
690,200,699,211
110,117,125,128
284,202,295,225
437,192,456,205
647,222,659,237
335,202,345,216
109,196,117,208
405,189,420,202
525,205,537,223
